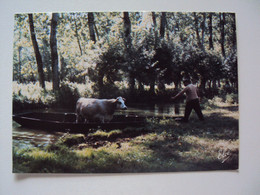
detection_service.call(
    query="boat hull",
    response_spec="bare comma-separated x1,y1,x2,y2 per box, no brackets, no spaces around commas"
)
13,112,146,133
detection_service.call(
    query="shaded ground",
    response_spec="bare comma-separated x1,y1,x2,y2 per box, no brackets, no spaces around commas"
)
13,103,239,173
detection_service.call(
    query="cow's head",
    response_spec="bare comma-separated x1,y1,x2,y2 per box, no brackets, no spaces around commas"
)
115,97,127,110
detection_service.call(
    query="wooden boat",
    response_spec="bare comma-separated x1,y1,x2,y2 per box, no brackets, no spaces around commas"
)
13,112,147,133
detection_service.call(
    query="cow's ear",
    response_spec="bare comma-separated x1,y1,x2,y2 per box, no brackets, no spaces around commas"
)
116,97,122,101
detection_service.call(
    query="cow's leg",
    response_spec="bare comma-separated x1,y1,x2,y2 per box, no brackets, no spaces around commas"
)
76,114,84,123
76,114,79,123
101,117,105,123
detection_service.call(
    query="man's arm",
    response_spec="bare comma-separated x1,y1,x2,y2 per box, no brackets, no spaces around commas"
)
171,88,186,101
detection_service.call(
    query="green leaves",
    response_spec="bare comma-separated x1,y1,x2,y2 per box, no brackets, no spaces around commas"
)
13,12,238,97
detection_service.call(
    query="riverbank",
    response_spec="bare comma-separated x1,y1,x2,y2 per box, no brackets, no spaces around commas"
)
13,98,239,173
12,81,238,114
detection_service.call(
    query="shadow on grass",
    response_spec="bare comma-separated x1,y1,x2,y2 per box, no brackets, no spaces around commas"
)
199,114,238,139
132,106,239,171
220,105,239,112
169,110,239,140
13,104,239,173
139,134,238,172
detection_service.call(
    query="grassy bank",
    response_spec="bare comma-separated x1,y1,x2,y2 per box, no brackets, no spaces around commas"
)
13,98,239,173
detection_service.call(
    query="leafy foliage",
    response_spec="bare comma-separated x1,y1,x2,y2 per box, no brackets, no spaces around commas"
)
13,12,238,104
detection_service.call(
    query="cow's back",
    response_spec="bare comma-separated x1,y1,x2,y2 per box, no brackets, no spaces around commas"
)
76,98,115,122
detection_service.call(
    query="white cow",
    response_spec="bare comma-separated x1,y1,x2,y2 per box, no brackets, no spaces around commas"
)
76,97,127,123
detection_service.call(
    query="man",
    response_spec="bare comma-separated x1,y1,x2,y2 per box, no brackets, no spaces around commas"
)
171,78,204,122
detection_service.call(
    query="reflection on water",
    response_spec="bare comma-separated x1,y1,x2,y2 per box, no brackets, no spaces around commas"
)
118,103,184,117
13,103,184,149
13,121,66,149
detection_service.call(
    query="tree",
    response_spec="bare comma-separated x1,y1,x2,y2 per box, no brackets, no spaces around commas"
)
193,12,202,49
231,14,237,51
208,13,214,50
123,12,135,93
13,11,238,100
201,13,206,51
152,12,158,49
50,13,59,91
72,14,83,55
160,12,166,39
17,46,22,83
193,12,206,51
89,44,125,98
219,13,226,58
88,12,96,43
156,12,169,92
28,14,45,88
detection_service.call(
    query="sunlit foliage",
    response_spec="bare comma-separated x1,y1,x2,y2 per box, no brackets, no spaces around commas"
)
13,12,238,101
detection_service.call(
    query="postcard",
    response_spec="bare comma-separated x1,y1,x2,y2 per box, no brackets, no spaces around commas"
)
12,12,238,173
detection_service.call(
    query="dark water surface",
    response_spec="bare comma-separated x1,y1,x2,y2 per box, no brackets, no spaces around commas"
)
13,103,184,149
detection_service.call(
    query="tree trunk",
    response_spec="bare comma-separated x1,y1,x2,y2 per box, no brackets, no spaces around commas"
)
28,14,45,89
50,13,59,91
150,12,158,95
193,12,202,49
97,72,104,98
160,12,166,39
123,12,135,93
18,46,22,83
149,80,155,94
137,80,144,92
73,16,83,55
231,13,237,50
42,38,52,81
173,80,180,90
158,12,167,92
200,77,206,93
213,80,217,89
201,13,206,51
94,23,100,41
88,12,96,43
158,80,165,92
123,12,132,50
152,12,158,49
60,56,66,81
219,13,226,58
208,13,214,50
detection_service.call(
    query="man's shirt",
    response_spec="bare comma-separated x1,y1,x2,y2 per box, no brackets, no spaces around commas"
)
182,84,199,102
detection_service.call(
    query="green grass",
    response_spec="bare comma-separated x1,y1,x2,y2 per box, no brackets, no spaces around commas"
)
13,98,239,173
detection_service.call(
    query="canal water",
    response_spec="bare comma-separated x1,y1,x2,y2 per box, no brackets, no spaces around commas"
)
13,103,184,149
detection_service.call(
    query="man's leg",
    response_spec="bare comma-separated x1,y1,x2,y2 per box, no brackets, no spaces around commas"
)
183,101,193,122
193,99,204,120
